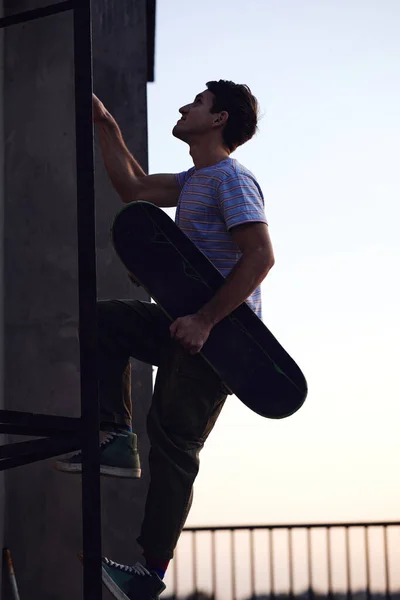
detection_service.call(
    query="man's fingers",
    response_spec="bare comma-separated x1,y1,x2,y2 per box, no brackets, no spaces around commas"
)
188,341,203,355
169,315,207,354
169,320,180,337
189,346,201,355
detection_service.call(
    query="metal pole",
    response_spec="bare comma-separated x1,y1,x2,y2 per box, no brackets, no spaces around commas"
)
327,527,333,600
211,530,217,599
192,532,198,595
4,549,20,600
383,526,390,600
365,527,371,600
72,1,102,599
307,527,313,600
269,529,275,600
249,529,256,599
345,526,352,600
288,528,294,600
231,529,236,600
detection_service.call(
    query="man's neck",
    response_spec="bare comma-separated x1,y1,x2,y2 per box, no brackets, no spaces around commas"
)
189,142,230,170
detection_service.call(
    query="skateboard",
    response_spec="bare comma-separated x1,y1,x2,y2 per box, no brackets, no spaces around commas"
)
111,201,307,419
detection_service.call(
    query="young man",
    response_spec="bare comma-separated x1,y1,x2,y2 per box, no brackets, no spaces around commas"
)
56,80,275,599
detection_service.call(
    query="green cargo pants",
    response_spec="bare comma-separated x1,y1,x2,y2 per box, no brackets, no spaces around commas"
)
97,299,228,560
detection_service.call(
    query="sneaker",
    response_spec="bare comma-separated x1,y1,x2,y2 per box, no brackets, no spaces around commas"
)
102,557,166,600
54,431,141,478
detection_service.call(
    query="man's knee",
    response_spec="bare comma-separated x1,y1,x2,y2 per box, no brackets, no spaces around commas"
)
96,299,140,331
148,373,226,450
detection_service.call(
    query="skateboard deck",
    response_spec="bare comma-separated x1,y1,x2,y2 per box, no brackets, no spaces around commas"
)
111,201,307,419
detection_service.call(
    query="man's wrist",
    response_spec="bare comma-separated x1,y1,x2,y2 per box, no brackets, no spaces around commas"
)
196,308,217,328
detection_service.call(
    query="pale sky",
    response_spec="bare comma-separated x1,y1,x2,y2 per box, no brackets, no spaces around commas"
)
147,0,400,537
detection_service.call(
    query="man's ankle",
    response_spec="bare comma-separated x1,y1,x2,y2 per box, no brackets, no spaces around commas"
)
100,421,132,434
143,552,170,580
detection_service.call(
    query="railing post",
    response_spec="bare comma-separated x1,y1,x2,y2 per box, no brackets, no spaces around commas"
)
307,527,313,600
269,528,275,600
211,530,217,599
345,526,352,600
249,528,256,600
383,526,390,600
327,526,333,600
288,527,294,600
230,529,236,600
365,527,371,600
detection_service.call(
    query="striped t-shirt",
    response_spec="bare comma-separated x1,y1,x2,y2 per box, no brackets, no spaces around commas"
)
175,157,267,318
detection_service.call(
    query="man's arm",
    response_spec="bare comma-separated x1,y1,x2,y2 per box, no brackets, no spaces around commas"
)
170,222,275,353
198,222,274,325
93,95,180,207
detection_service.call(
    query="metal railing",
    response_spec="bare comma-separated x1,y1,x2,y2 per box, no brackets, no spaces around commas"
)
165,521,400,600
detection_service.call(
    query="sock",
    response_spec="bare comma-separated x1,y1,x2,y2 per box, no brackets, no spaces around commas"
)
117,423,132,433
143,552,170,580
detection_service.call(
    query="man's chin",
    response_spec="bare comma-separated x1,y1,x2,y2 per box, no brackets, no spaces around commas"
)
172,124,189,142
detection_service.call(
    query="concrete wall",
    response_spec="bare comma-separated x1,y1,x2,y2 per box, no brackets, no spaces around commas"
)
2,1,152,598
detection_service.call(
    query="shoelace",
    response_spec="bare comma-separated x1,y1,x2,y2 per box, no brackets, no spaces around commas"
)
99,432,121,448
68,432,123,459
104,558,150,577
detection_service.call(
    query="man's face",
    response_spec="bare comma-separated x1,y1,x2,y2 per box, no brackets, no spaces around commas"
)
172,90,218,142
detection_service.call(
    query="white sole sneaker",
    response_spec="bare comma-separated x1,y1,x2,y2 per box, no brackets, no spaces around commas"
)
100,559,166,600
102,567,130,600
54,460,141,478
54,431,141,478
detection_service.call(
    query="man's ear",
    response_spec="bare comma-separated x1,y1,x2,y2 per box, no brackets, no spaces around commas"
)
213,111,229,127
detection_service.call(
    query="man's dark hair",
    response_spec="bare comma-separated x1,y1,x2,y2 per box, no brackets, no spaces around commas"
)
206,80,259,152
